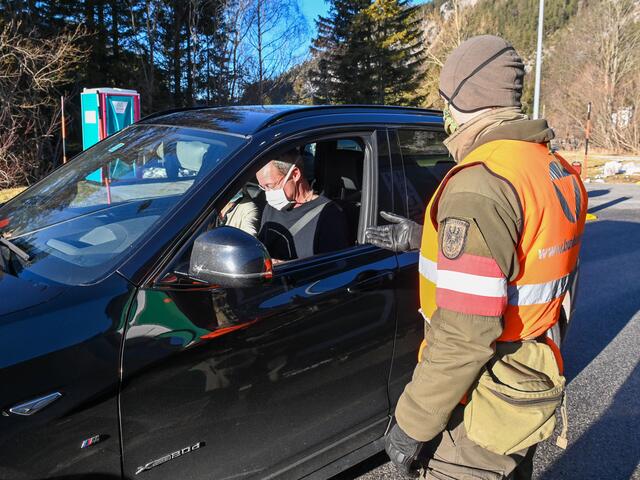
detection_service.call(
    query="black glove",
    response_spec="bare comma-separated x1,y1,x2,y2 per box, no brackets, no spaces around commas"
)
384,423,424,478
365,211,423,252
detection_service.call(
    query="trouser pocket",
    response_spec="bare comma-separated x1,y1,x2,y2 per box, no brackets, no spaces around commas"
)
463,341,565,455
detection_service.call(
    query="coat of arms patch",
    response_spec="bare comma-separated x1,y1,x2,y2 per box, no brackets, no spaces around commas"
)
441,218,469,259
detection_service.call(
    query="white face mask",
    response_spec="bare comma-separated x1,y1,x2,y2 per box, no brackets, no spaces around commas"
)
265,165,295,211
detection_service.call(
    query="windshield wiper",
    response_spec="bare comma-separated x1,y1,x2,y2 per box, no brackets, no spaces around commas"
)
0,236,30,262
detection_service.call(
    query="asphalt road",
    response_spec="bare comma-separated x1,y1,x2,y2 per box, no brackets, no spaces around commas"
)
337,183,640,480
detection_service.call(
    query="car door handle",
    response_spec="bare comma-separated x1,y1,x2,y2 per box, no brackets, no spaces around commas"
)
347,270,395,294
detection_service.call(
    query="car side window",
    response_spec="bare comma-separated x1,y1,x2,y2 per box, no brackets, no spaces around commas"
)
257,136,366,263
158,134,373,285
397,129,452,222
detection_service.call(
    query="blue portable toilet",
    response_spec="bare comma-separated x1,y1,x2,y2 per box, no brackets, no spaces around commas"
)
81,88,141,183
81,87,141,151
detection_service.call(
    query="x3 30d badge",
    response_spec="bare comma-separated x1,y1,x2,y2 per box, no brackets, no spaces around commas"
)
135,442,204,475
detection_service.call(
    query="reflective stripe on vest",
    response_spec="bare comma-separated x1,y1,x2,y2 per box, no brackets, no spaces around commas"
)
508,272,571,306
421,253,575,306
418,140,587,341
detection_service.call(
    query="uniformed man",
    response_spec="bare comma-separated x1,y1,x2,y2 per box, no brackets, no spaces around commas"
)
366,35,587,479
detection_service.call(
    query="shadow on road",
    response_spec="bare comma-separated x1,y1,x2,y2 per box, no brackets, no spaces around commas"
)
587,189,610,198
331,451,390,479
563,219,640,381
587,196,632,214
45,477,128,480
542,360,640,479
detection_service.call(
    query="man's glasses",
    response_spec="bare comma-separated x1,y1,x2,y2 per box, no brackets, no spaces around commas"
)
258,174,292,191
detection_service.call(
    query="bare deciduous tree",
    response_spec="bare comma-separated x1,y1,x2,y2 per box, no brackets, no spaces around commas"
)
417,0,473,108
127,0,163,111
243,0,307,104
545,0,640,153
224,0,255,103
0,22,87,188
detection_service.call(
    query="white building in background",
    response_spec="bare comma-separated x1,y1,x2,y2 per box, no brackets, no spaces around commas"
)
612,106,633,128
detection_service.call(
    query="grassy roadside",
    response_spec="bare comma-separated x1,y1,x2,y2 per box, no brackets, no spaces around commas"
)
558,150,640,183
0,187,26,203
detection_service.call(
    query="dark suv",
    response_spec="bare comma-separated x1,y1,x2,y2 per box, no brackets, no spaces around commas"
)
0,105,454,479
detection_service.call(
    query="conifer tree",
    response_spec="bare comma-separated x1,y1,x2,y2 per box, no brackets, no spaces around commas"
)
361,0,424,105
311,0,424,105
311,0,372,104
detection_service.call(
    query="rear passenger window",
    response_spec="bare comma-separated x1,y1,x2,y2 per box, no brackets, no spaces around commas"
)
337,139,363,152
397,130,452,222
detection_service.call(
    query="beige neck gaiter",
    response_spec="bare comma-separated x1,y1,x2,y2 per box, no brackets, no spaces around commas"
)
443,107,528,162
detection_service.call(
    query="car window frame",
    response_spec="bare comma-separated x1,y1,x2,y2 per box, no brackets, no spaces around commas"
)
389,127,450,219
267,130,379,276
151,128,388,290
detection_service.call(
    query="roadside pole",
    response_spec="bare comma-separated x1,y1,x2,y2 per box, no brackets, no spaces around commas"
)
583,102,592,180
583,102,597,221
61,96,67,164
533,0,545,119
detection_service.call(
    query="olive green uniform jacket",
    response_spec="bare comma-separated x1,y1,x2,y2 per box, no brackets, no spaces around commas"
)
395,109,556,442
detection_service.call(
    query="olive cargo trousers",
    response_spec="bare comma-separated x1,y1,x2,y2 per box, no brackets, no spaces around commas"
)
421,406,536,480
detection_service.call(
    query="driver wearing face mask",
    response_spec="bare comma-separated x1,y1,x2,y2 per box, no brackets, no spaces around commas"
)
256,149,349,262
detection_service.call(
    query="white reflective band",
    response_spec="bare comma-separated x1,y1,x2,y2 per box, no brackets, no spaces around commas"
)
418,308,431,324
437,269,507,298
420,254,507,297
508,274,570,306
421,253,573,305
419,255,437,283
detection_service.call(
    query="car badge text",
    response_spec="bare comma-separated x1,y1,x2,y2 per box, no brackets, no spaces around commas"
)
135,442,204,475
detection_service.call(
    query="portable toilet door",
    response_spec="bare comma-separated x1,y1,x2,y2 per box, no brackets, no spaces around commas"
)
104,91,140,136
81,90,101,151
81,87,141,150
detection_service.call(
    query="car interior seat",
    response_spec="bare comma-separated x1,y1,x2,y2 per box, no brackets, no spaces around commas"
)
246,182,266,214
195,145,221,184
313,140,364,245
163,150,180,180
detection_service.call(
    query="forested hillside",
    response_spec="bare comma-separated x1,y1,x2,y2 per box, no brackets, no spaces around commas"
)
435,0,580,57
1,0,639,188
414,0,581,110
448,0,640,154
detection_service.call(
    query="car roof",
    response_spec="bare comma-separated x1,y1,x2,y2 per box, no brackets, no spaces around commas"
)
139,104,442,135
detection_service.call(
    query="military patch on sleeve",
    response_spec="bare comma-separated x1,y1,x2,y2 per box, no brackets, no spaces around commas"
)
441,218,469,259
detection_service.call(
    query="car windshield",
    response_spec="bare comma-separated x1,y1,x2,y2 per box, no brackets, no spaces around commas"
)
0,125,246,285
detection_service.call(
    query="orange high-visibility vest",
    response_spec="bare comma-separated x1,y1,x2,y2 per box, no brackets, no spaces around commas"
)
419,140,587,343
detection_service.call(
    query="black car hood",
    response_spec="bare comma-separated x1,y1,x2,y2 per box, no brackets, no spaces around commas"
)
0,272,65,318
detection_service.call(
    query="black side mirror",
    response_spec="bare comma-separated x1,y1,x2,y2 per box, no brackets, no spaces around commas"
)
189,226,272,288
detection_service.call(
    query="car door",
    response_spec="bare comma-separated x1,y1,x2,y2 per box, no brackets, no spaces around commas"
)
386,128,453,404
119,129,398,480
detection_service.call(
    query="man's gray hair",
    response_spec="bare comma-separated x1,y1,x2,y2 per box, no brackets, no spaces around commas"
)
272,148,304,177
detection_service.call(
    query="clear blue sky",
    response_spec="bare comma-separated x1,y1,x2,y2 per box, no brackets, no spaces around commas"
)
297,0,331,57
300,0,331,31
